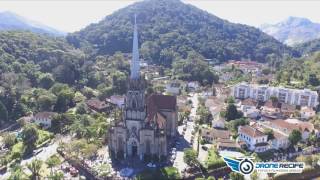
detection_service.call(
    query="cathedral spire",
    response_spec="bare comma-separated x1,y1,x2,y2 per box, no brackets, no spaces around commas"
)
130,14,140,80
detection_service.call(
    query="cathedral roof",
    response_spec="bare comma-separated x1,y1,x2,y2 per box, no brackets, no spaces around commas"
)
146,94,177,127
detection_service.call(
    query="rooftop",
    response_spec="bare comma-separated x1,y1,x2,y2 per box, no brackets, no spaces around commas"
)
238,125,266,138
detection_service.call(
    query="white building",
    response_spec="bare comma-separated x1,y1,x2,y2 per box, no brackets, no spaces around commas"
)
187,81,200,92
106,95,125,108
32,112,56,129
232,83,319,108
238,125,269,152
166,81,181,95
300,106,316,120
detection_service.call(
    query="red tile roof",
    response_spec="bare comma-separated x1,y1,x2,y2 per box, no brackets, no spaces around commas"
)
146,94,177,128
239,125,266,138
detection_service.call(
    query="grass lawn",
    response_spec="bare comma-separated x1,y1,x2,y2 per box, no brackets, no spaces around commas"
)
136,167,181,180
10,142,25,160
36,129,54,146
205,148,226,170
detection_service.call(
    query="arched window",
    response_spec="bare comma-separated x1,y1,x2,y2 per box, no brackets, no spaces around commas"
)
132,100,136,109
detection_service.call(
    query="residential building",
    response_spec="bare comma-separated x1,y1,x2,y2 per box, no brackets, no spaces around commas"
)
32,112,56,129
232,83,319,108
300,106,316,120
187,81,200,92
166,81,181,95
238,125,269,152
260,119,314,141
239,99,260,119
106,95,125,108
212,114,226,129
201,128,231,143
280,103,296,118
86,99,109,113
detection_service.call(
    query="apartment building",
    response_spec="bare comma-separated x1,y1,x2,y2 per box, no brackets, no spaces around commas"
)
233,83,318,108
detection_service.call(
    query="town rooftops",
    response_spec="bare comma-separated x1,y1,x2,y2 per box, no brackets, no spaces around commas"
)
241,98,257,107
301,106,315,113
263,119,314,133
201,128,231,139
86,99,108,110
238,125,266,138
281,103,296,112
34,112,56,119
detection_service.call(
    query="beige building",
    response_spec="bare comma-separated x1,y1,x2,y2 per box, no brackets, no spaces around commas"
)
108,17,177,160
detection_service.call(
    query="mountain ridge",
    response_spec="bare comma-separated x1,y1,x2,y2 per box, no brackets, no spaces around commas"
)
260,16,320,46
0,11,66,36
68,0,296,65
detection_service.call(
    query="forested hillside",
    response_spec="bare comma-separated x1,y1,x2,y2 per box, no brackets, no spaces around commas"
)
294,38,320,55
68,0,297,66
0,31,129,124
274,51,320,89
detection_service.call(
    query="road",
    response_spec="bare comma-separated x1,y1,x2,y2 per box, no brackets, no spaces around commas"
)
1,135,71,179
173,93,199,175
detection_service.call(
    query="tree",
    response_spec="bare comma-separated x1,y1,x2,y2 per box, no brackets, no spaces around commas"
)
289,129,302,146
212,86,216,96
8,164,28,180
230,172,244,180
48,172,64,180
196,105,211,124
37,95,55,111
225,104,242,121
183,148,198,167
264,129,274,141
21,124,39,154
38,73,54,89
0,100,8,126
2,132,16,149
27,159,43,180
207,177,216,180
270,96,278,106
46,155,61,176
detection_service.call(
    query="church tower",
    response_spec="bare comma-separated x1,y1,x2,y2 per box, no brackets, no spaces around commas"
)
125,14,146,113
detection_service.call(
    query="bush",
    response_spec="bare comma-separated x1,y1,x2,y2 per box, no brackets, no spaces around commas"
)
136,167,181,180
10,142,25,161
205,148,226,170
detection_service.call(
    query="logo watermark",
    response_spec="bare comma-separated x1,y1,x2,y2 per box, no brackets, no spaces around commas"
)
223,157,304,175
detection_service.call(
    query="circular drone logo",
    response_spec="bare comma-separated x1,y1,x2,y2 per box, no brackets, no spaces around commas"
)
239,159,254,174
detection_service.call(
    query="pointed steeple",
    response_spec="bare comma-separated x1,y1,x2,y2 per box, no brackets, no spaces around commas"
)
130,14,140,80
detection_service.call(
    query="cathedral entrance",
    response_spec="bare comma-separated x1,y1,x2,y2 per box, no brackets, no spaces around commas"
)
131,141,138,156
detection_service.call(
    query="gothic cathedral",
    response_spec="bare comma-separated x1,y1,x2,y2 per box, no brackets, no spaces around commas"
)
108,16,178,160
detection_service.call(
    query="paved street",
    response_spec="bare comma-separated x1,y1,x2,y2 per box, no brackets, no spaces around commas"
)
2,135,71,179
173,93,199,175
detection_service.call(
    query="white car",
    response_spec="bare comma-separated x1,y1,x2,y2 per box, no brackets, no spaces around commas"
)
147,163,156,168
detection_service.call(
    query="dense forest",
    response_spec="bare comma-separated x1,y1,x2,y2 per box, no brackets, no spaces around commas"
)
0,31,130,125
68,0,298,66
274,51,320,89
294,38,320,55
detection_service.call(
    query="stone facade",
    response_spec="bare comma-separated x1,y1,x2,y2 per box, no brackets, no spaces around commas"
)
108,16,177,160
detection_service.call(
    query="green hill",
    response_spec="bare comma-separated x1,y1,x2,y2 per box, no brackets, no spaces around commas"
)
294,38,320,55
68,0,298,66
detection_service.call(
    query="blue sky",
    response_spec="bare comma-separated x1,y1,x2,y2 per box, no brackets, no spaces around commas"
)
0,0,320,32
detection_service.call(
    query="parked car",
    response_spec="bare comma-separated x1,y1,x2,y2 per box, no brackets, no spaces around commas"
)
70,167,79,177
202,145,208,151
147,163,157,168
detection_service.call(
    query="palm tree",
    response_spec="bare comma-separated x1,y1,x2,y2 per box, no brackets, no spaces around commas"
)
8,164,28,180
48,171,64,180
46,155,61,176
27,159,43,180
